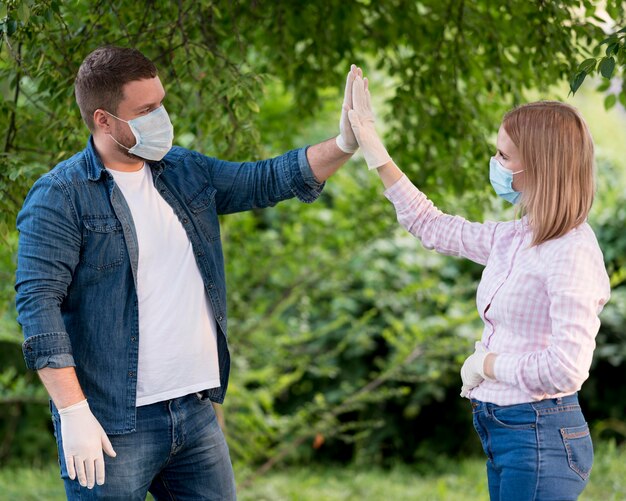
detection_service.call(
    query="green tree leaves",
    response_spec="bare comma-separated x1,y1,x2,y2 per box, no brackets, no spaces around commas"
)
571,23,626,110
0,0,618,228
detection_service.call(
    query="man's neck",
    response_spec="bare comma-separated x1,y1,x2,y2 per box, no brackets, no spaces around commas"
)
93,134,144,172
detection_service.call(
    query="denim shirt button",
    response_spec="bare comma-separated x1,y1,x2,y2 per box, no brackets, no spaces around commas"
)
130,336,137,342
128,371,135,377
207,283,214,289
217,315,223,321
182,218,189,224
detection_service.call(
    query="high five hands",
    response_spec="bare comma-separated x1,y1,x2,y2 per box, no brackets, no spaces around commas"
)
336,65,392,169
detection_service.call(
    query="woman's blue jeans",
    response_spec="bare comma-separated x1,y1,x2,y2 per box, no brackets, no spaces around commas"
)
52,392,237,500
471,393,593,501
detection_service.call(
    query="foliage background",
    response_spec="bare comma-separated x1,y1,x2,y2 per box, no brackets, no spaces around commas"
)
1,0,626,487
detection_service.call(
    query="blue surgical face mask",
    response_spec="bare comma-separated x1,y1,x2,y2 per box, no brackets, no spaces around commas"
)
489,157,524,204
106,106,174,161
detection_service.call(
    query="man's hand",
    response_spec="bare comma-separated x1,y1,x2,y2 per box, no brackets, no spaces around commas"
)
58,399,116,489
460,342,492,398
335,64,361,154
347,76,392,169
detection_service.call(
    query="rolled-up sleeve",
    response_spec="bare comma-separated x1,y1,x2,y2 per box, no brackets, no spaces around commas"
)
22,333,75,370
292,146,324,203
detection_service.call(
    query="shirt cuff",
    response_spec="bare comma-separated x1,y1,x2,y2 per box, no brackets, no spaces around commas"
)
493,352,519,386
22,332,75,370
383,174,426,210
383,174,409,200
33,353,76,370
287,147,325,203
383,175,432,214
298,147,324,188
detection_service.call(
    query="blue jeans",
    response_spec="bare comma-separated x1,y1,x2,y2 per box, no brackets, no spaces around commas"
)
471,393,593,501
52,392,236,500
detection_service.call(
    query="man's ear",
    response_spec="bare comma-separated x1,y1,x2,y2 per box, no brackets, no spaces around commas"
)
93,109,111,134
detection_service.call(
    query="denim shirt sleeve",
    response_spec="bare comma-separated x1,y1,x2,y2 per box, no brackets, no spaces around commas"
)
15,174,79,370
192,146,325,215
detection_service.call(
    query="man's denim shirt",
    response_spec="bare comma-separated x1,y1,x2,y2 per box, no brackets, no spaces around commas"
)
15,137,324,434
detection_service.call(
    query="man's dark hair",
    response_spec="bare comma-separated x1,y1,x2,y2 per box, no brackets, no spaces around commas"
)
74,46,158,131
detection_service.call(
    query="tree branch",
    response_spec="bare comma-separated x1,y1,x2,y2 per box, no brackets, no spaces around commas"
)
4,42,22,153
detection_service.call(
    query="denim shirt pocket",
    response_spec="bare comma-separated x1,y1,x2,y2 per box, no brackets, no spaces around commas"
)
81,215,125,270
187,185,220,241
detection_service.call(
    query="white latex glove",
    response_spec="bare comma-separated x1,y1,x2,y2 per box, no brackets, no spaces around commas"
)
335,64,360,154
58,399,116,489
347,76,392,169
460,342,491,398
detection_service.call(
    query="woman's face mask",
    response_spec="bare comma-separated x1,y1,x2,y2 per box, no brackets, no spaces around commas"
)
106,106,174,161
489,157,524,204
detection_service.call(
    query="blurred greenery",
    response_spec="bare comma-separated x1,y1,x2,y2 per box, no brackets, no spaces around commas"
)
1,1,626,494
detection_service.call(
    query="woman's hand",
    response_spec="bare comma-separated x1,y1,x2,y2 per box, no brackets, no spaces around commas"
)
460,342,497,397
348,76,392,169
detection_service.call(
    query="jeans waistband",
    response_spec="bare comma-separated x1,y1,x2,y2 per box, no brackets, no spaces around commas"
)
530,393,579,409
471,392,579,412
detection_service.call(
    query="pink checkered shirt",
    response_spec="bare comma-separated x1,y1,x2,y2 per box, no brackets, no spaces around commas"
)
384,175,611,405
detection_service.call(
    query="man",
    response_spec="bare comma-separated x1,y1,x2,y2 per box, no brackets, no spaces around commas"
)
15,46,361,500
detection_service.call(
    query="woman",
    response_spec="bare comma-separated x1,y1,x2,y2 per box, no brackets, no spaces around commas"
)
347,75,611,500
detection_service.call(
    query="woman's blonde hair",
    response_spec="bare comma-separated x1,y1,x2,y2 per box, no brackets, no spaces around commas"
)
502,101,595,246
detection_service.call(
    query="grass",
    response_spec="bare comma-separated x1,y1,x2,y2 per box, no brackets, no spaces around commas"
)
237,460,489,501
1,442,624,501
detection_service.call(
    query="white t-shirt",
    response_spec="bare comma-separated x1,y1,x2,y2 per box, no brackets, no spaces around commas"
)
108,165,220,407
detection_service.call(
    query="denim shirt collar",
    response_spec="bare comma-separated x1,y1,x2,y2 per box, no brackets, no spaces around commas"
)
85,136,108,181
84,136,166,181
